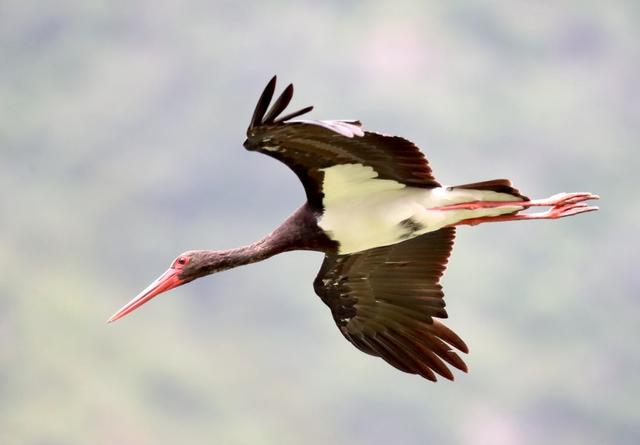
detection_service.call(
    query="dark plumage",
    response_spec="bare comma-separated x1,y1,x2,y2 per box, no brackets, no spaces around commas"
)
315,228,464,381
245,76,439,208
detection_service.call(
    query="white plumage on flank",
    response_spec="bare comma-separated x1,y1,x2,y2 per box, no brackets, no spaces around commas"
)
318,163,523,254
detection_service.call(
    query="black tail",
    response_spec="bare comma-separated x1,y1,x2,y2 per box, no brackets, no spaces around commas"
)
449,179,528,200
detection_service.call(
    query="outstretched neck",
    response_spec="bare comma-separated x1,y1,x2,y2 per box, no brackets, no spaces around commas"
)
197,203,337,275
206,240,277,272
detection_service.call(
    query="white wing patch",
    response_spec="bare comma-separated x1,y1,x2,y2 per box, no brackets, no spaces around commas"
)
318,163,523,254
320,163,405,203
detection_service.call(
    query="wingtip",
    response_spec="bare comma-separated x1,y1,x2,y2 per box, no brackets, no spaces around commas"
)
262,82,295,124
284,83,294,100
249,76,278,130
274,105,314,123
265,75,278,95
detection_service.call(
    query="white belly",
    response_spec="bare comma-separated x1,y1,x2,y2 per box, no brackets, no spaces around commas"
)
317,164,522,254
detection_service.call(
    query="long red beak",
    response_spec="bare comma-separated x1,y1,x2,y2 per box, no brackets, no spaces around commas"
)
108,268,183,323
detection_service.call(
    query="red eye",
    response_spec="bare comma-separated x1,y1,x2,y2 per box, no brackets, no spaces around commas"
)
176,257,188,266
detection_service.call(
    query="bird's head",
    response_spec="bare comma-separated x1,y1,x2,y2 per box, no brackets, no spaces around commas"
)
107,250,231,323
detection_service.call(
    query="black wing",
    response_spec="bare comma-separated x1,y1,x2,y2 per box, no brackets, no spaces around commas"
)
244,76,440,209
313,228,468,382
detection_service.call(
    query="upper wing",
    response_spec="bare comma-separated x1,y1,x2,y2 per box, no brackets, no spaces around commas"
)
313,227,468,382
244,76,440,209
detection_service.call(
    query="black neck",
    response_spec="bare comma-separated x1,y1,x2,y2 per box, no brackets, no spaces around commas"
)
195,203,337,277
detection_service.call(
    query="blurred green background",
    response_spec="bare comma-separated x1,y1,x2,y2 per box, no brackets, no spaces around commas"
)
2,1,638,444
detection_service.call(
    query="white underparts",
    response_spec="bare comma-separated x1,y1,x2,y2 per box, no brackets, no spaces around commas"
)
317,163,524,254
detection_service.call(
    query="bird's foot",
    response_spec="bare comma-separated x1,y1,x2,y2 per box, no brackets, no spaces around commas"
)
538,200,600,219
527,192,600,208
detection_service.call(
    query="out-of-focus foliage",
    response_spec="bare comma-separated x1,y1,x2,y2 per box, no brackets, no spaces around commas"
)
1,1,638,444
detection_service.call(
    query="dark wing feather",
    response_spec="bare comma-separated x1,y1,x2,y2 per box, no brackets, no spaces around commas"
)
313,228,468,382
245,77,440,209
249,76,276,130
262,83,294,124
274,105,314,123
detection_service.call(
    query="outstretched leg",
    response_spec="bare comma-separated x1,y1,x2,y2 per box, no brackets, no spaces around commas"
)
450,197,599,227
433,192,599,212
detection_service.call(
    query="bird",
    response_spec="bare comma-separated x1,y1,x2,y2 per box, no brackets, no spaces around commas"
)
108,76,598,382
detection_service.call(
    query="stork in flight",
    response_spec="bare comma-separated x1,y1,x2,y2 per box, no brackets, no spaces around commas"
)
109,77,598,382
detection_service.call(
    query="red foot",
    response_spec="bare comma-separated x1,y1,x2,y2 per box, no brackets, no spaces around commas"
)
541,201,599,219
528,192,600,208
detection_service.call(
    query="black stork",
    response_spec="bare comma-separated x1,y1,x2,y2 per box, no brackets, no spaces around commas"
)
109,77,598,382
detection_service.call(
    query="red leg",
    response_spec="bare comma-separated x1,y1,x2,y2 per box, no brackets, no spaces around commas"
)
433,192,599,212
451,201,599,227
